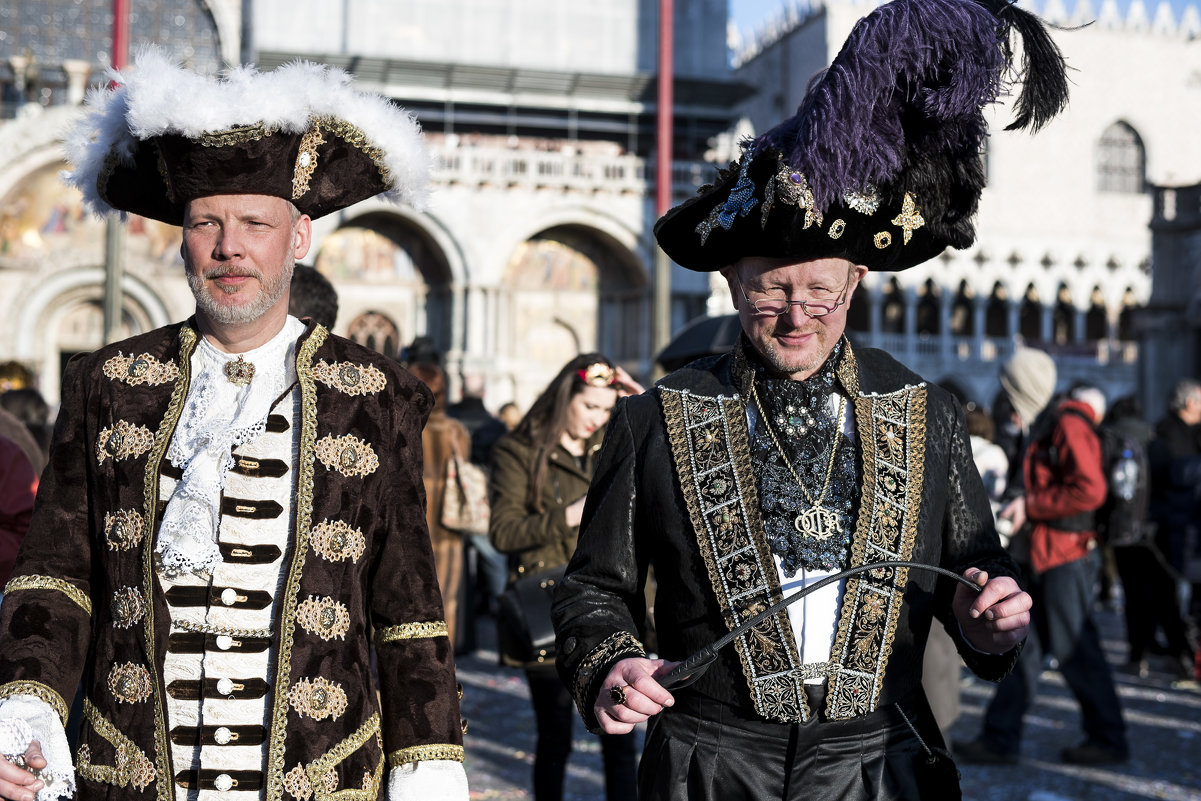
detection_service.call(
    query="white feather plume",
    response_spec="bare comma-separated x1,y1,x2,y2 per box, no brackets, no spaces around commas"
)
63,46,431,216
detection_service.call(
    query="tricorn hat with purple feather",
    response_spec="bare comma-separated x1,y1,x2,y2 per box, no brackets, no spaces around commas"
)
654,0,1069,272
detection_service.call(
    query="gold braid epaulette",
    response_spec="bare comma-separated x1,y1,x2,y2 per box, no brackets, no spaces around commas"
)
3,575,93,616
0,681,69,725
386,744,464,766
376,621,448,644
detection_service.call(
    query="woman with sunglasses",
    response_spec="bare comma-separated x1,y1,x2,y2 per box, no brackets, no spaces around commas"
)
489,353,643,801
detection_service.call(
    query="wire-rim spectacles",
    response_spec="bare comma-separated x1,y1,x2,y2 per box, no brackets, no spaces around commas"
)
737,272,853,319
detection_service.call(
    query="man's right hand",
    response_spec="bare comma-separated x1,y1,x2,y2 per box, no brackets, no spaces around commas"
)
594,657,677,734
0,742,46,801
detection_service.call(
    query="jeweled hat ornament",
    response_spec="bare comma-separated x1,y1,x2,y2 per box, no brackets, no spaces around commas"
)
577,362,617,387
63,47,431,224
654,0,1070,272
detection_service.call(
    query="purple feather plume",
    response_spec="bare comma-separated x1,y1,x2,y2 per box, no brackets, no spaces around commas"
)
757,0,1039,212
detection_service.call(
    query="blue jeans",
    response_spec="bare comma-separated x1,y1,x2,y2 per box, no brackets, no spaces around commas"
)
981,551,1127,754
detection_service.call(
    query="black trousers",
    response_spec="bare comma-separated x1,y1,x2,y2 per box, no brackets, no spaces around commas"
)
525,668,638,801
1113,543,1191,663
638,688,953,801
982,552,1126,754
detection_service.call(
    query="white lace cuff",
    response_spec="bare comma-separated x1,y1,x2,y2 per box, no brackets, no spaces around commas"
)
386,759,468,801
0,695,75,801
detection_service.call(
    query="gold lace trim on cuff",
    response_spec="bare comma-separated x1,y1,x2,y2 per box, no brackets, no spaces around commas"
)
386,744,464,767
376,621,448,644
0,681,69,725
4,575,93,616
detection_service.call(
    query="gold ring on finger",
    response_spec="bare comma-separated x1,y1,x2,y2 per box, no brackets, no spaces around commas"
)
608,685,628,706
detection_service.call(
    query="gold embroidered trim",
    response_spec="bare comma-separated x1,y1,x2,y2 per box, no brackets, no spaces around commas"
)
311,360,387,397
0,681,68,725
310,520,366,563
659,387,808,722
296,596,351,641
78,699,157,790
143,324,195,801
826,343,926,720
284,765,314,801
292,125,326,199
200,123,274,147
288,677,348,721
267,325,327,801
102,353,180,386
316,116,391,185
386,744,465,767
571,630,645,723
315,434,379,478
96,420,154,464
306,713,383,801
3,575,93,616
107,663,153,704
104,510,145,551
376,621,449,644
111,586,146,629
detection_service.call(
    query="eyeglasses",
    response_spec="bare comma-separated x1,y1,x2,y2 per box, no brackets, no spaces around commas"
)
737,272,853,319
577,363,617,387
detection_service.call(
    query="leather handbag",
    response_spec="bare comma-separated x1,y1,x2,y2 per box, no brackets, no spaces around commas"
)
497,565,565,665
440,443,490,536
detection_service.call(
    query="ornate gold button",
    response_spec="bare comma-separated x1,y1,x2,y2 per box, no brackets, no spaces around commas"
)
129,358,149,378
106,431,124,456
339,364,361,387
339,447,359,469
320,608,336,630
311,687,328,710
330,531,346,552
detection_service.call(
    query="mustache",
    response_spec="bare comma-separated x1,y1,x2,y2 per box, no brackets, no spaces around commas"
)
203,265,263,280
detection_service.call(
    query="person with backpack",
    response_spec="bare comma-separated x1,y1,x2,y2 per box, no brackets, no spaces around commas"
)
958,362,1129,765
1103,396,1196,679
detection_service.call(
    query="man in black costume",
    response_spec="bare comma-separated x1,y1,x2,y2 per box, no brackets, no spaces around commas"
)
552,1,1070,798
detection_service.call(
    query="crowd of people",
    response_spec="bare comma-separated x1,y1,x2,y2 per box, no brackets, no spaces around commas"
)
0,1,1199,801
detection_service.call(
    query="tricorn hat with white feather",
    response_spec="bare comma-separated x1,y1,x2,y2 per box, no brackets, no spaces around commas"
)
64,48,431,225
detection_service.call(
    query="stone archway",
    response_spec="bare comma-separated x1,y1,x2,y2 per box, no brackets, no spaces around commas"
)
501,225,644,410
313,213,453,359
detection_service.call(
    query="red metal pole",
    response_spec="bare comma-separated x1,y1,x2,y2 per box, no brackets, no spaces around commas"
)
656,0,674,217
111,0,130,70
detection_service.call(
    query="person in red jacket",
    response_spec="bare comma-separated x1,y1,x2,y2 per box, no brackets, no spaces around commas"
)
958,354,1129,765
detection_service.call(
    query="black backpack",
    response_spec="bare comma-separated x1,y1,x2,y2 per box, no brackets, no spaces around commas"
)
1094,425,1152,547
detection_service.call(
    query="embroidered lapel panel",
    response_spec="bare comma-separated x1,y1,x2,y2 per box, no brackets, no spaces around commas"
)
659,387,810,723
825,351,927,719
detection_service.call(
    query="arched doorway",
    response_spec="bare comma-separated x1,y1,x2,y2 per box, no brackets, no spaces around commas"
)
314,214,453,359
503,225,644,408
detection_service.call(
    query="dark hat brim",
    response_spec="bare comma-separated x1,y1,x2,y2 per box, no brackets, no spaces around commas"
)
654,149,947,273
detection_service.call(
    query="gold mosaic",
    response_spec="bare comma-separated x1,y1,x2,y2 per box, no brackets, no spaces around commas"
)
296,596,351,641
310,519,366,563
287,677,348,721
108,663,152,704
96,421,154,465
312,360,387,396
104,510,145,551
111,586,146,629
315,434,379,478
102,353,179,386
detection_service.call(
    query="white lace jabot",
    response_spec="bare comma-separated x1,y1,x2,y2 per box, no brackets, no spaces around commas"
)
157,316,306,576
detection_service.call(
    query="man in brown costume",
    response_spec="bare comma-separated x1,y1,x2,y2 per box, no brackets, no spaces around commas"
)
0,50,466,801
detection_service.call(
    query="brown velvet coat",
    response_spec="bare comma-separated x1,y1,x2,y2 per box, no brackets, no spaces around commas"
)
0,319,463,801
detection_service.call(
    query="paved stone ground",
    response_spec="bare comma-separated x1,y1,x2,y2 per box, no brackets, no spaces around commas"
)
456,605,1201,800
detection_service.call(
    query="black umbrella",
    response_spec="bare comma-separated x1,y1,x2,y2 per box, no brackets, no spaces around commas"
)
655,314,741,372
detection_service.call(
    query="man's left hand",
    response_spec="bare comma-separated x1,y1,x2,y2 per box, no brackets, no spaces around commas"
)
952,568,1031,654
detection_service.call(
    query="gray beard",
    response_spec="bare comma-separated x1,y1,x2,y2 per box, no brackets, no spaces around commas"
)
188,261,294,326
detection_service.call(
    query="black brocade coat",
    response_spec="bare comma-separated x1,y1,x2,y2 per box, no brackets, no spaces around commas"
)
0,320,462,800
553,342,1021,731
